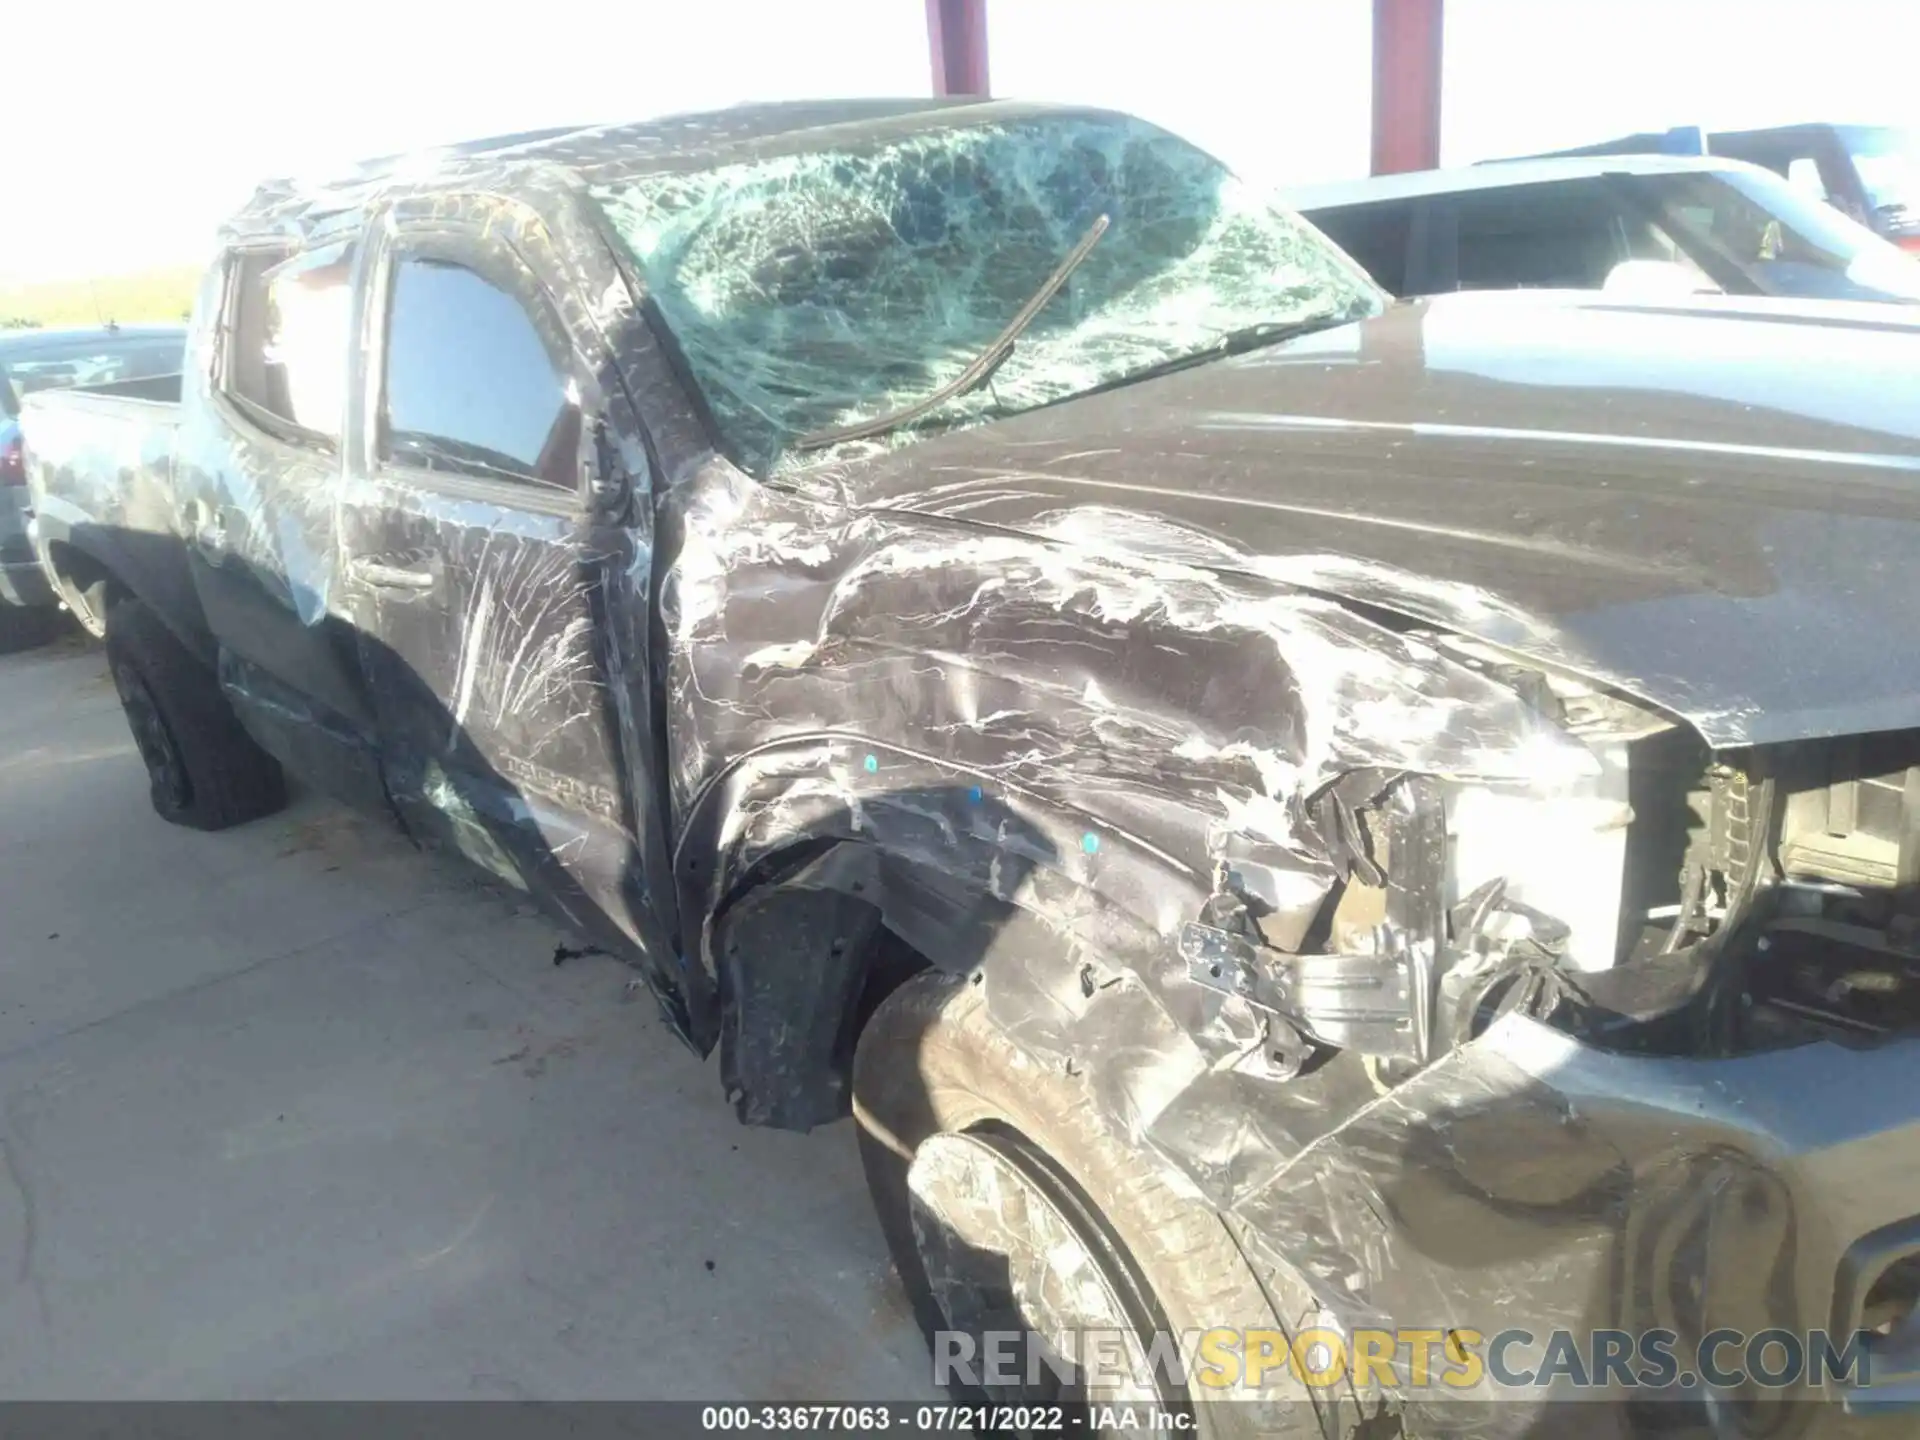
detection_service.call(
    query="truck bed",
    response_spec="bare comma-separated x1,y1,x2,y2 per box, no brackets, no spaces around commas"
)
21,378,193,642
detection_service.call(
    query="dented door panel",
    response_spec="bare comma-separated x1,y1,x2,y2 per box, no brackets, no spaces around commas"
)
338,198,685,1024
171,250,390,803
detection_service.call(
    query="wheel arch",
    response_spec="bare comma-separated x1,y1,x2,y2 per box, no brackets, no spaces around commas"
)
41,521,214,661
685,734,1211,1131
42,537,121,636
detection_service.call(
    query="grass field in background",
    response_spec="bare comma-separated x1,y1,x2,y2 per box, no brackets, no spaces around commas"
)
0,265,201,330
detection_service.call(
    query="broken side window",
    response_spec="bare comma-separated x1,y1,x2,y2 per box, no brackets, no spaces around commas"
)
219,242,356,447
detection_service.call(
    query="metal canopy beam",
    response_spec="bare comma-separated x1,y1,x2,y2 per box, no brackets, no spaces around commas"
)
926,0,990,97
1371,0,1444,175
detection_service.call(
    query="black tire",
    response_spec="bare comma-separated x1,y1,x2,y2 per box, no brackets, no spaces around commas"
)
104,596,287,830
854,969,1331,1439
0,601,61,655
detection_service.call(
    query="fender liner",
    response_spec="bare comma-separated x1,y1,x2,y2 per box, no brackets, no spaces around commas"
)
691,733,1207,1131
675,733,1215,1052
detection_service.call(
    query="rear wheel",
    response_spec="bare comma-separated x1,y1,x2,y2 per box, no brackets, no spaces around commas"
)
853,969,1325,1438
104,597,287,830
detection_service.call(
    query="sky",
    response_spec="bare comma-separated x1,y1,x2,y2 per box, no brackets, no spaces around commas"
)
4,0,1917,286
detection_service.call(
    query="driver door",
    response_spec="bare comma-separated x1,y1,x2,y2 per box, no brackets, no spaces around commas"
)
336,215,686,1032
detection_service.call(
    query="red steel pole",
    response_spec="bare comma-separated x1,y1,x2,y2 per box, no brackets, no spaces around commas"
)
1371,0,1444,175
926,0,990,97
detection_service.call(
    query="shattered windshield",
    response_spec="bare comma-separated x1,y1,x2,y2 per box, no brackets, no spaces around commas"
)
594,114,1382,477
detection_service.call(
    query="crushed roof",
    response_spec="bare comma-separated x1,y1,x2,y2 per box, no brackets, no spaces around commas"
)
225,98,1094,244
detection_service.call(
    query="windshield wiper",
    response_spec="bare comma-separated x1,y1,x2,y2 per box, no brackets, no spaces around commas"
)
794,212,1110,452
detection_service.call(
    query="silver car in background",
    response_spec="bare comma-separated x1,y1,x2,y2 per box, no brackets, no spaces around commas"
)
1285,152,1920,304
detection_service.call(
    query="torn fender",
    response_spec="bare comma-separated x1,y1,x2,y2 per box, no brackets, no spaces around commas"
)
661,455,1598,1048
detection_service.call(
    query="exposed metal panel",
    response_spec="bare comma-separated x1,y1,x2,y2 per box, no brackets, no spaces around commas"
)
1371,0,1444,175
925,0,990,97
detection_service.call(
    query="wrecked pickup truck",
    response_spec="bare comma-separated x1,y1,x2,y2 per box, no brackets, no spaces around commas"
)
23,100,1920,1436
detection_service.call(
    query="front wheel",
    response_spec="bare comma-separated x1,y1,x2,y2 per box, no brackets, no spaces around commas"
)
853,969,1325,1438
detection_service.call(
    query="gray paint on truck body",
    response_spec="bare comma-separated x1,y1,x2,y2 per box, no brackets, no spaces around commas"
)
21,100,1920,1434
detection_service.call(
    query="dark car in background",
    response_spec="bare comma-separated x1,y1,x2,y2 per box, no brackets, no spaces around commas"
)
1286,152,1920,303
1,324,185,649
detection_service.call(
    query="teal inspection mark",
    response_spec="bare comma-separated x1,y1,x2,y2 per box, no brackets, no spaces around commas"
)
1082,832,1100,854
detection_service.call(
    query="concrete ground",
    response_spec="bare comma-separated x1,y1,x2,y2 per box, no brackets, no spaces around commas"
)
0,633,932,1400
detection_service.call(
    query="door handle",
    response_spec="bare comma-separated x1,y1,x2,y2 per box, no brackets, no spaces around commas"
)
349,558,436,591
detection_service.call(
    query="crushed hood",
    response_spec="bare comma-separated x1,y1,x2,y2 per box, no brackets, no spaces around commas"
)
850,290,1920,748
